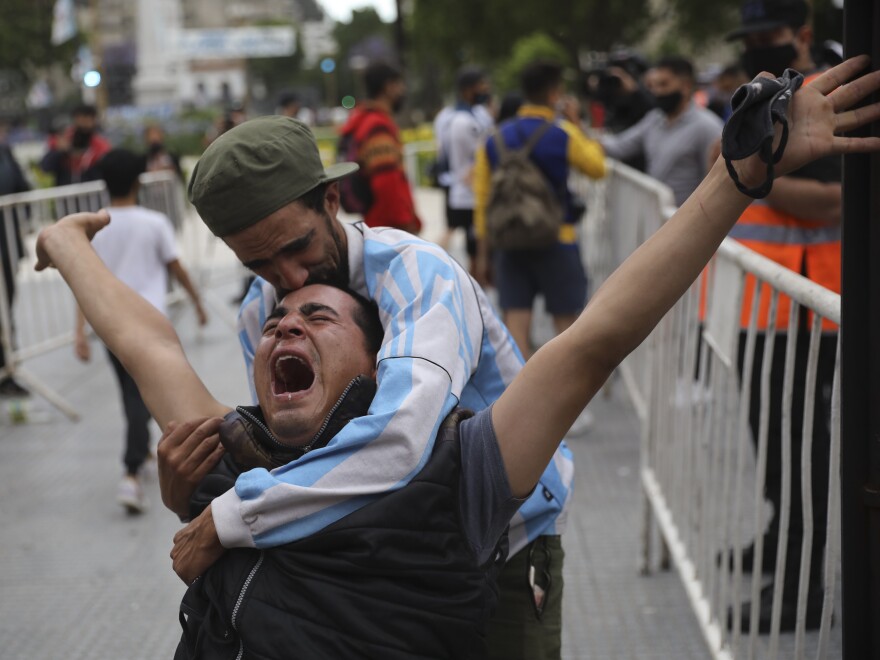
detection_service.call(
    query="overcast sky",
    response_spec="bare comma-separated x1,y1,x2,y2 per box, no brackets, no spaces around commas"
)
318,0,397,23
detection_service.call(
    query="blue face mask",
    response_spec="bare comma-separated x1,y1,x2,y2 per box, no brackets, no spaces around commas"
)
472,92,491,106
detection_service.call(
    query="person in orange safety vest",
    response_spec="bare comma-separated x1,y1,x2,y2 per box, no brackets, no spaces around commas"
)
722,0,840,635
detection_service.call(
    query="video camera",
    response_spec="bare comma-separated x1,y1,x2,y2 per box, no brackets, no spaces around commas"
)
583,52,650,102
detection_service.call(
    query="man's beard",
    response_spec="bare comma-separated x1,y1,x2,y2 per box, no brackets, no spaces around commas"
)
303,212,349,289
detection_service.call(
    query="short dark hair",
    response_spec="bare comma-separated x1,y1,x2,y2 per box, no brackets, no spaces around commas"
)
719,63,747,79
72,104,98,118
97,149,146,199
520,60,564,104
299,182,328,214
364,61,402,99
278,90,300,108
456,66,486,94
497,92,524,124
348,288,384,355
654,56,695,83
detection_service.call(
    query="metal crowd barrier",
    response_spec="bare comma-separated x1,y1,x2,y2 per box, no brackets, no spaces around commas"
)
584,160,842,659
0,172,202,420
137,170,242,312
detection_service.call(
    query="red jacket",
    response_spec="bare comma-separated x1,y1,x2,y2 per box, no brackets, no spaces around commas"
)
339,104,421,233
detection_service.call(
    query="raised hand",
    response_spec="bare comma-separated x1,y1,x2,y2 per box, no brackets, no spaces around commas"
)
34,209,111,271
157,417,225,520
171,504,225,584
731,56,880,188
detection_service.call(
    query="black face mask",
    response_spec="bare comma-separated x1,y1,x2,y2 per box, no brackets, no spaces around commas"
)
741,43,798,79
654,90,684,116
148,142,164,156
71,128,93,149
472,92,491,106
391,95,406,114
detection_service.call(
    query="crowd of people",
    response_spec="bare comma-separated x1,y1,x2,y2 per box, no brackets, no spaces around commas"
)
0,0,875,656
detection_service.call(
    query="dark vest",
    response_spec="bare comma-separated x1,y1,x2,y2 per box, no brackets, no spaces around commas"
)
176,409,508,660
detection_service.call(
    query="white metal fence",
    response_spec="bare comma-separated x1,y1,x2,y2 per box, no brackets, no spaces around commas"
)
583,160,841,659
0,171,212,420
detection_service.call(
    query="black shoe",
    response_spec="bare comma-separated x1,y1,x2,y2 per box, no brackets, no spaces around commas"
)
717,540,777,575
0,377,30,398
728,583,829,634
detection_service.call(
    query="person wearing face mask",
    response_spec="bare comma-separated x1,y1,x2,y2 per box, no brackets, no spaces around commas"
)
337,61,421,234
720,0,842,635
143,124,183,180
599,56,723,207
39,104,111,186
707,63,750,122
441,66,495,272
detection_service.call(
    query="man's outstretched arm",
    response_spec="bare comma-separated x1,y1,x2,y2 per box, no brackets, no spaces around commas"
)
35,212,231,429
493,56,880,498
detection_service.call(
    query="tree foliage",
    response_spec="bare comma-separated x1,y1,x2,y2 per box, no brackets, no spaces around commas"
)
332,8,395,103
0,0,81,81
333,7,393,61
661,0,741,49
246,20,306,102
408,0,653,77
494,33,569,94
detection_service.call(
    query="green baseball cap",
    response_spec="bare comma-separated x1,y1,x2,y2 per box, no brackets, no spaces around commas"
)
188,116,359,237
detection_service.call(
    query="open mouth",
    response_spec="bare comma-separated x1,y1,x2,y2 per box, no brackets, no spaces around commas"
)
273,355,315,395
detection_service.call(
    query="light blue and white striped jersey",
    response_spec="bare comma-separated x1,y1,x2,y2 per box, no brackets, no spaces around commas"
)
212,221,574,557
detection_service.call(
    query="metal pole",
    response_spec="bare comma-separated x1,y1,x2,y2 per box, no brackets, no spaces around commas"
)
840,2,880,657
394,0,406,70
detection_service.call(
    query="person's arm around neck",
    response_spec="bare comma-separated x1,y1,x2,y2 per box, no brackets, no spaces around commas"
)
493,56,880,498
36,211,230,429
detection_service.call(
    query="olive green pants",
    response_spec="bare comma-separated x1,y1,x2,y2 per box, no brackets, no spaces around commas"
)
487,535,564,660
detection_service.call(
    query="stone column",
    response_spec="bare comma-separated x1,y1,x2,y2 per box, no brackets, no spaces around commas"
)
132,0,181,107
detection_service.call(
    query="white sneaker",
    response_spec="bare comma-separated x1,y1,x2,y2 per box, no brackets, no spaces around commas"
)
139,451,158,482
117,475,148,514
567,407,595,437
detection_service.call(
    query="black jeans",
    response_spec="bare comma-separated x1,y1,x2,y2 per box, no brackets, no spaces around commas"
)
737,330,836,593
107,349,152,476
0,253,14,372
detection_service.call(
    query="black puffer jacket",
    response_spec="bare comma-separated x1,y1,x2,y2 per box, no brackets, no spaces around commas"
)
177,386,507,660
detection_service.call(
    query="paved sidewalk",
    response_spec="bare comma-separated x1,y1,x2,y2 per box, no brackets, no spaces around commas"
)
0,188,712,659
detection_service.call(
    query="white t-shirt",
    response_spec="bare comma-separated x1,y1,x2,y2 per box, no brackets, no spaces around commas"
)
92,205,178,316
447,105,494,210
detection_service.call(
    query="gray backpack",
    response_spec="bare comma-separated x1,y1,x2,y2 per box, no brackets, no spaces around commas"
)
486,121,563,250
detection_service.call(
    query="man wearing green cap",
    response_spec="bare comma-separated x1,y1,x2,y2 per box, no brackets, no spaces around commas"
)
173,114,575,657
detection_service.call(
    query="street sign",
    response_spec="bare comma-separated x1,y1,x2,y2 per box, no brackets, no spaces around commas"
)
179,27,296,60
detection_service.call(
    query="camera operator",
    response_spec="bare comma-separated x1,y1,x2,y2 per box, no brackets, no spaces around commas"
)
585,54,653,171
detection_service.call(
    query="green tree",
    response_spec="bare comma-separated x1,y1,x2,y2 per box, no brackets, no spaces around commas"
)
332,7,394,102
246,20,306,101
0,0,81,84
333,7,392,59
409,0,652,74
660,0,741,49
494,33,569,94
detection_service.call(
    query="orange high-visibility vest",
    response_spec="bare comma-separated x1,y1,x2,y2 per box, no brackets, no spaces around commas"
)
731,72,840,332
